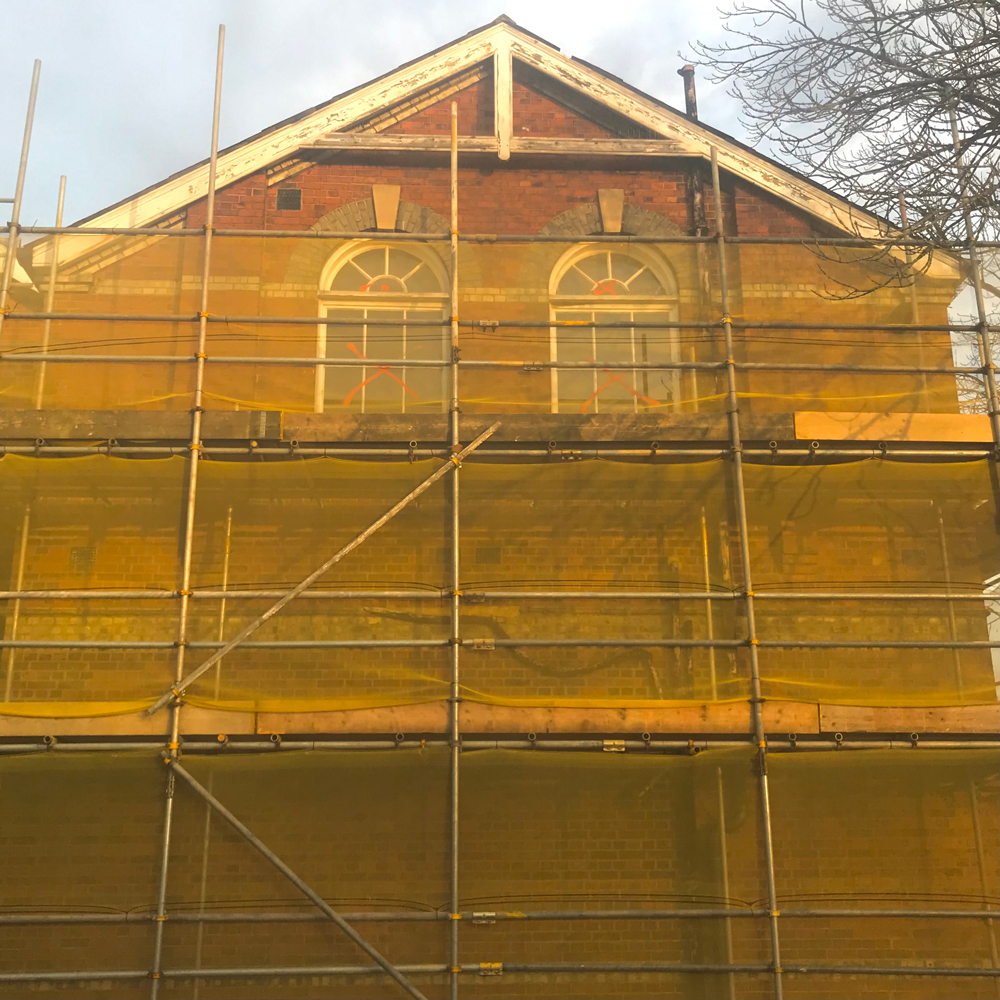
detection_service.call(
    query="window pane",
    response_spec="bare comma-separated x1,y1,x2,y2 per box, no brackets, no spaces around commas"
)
556,252,666,296
590,311,636,412
360,309,405,412
627,266,666,295
401,308,447,413
554,310,597,413
324,307,445,413
388,248,440,292
323,307,364,410
556,266,594,295
329,248,386,291
555,310,680,414
643,310,681,410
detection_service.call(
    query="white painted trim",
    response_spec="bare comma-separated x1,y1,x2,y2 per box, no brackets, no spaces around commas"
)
43,20,956,280
494,36,513,161
307,135,693,156
50,24,508,266
309,134,498,151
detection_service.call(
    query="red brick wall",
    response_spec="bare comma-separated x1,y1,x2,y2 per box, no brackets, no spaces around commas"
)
187,162,813,239
183,79,819,238
384,77,493,135
511,80,613,138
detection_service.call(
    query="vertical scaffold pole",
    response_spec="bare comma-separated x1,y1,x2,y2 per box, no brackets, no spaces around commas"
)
448,99,462,1000
0,59,41,345
2,506,30,702
34,174,66,409
149,26,226,1000
710,147,784,1000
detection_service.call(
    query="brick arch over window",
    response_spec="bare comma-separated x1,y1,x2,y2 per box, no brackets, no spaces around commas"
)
538,203,684,239
285,199,448,284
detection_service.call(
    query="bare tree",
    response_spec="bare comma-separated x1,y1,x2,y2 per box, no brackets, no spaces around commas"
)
693,1,999,247
694,1,999,413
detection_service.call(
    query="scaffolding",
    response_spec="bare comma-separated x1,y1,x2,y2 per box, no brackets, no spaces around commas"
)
0,26,998,1000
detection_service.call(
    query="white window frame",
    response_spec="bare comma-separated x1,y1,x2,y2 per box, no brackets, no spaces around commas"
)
548,244,681,415
315,242,449,413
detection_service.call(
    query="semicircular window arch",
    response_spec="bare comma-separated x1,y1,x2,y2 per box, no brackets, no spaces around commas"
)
550,247,683,415
316,244,448,414
555,250,670,298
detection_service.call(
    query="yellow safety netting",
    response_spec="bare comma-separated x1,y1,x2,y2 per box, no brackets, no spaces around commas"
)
0,455,996,714
0,748,995,999
1,236,979,416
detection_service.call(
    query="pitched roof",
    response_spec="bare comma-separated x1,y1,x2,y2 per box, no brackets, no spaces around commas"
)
44,16,921,269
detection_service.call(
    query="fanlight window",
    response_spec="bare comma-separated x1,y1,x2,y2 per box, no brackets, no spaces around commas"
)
317,245,447,413
556,251,666,297
551,249,681,415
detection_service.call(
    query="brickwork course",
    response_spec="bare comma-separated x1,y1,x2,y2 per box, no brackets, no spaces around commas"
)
0,16,997,1000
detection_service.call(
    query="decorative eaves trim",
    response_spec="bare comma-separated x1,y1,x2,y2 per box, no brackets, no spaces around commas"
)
43,20,954,278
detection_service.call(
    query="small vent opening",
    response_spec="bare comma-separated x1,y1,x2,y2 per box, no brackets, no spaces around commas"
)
275,188,301,211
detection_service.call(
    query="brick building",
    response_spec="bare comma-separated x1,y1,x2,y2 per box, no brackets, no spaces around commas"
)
0,17,997,1000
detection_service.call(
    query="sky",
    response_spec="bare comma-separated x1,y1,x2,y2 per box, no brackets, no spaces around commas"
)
0,0,745,227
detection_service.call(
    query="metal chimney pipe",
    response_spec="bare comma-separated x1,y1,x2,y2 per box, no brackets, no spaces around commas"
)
678,64,698,120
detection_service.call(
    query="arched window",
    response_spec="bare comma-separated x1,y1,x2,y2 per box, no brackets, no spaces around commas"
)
549,247,681,414
316,244,448,413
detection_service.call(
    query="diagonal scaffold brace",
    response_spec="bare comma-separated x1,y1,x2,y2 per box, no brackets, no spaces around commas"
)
143,420,501,718
168,759,429,1000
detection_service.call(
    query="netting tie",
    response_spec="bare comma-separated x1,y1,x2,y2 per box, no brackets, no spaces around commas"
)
179,589,191,597
450,455,462,467
749,638,759,645
745,589,754,597
721,314,732,324
199,311,211,318
167,742,179,751
195,351,207,359
451,966,462,974
453,590,463,597
450,913,462,920
771,910,780,918
150,971,162,978
759,740,767,749
156,915,168,922
726,357,736,365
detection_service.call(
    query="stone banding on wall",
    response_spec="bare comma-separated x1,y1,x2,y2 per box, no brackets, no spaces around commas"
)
284,199,448,285
538,202,684,238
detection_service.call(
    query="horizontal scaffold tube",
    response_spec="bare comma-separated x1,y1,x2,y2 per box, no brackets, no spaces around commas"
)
0,907,994,925
0,638,995,649
0,350,985,377
1,309,985,333
1,961,996,983
1,740,995,755
9,223,1000,249
0,445,993,461
0,588,993,601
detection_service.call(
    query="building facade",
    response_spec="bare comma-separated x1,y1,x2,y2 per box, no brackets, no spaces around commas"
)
0,17,997,1000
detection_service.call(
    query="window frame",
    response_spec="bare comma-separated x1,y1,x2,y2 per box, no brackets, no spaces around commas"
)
315,242,449,414
548,244,681,415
